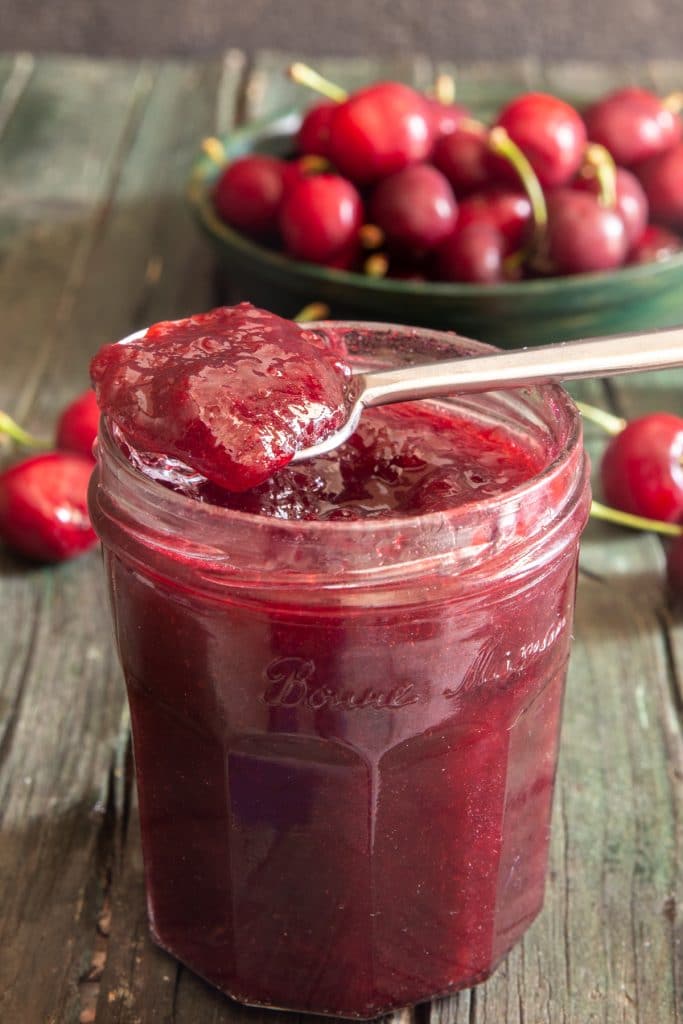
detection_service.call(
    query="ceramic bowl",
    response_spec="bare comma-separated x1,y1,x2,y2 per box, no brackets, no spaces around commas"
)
187,109,683,348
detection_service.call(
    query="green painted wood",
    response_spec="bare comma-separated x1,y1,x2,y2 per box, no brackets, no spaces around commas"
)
0,57,153,424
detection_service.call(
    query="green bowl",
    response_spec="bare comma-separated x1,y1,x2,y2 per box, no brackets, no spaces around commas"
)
187,109,683,348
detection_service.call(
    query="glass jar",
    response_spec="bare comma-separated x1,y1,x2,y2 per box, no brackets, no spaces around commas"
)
89,323,590,1018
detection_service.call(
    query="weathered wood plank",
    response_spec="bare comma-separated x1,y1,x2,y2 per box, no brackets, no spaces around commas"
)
0,52,35,137
0,57,153,422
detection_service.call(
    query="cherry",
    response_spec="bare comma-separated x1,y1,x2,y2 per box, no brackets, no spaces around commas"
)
279,174,363,265
327,82,434,185
493,92,587,188
628,223,682,263
575,165,648,247
297,102,335,157
56,389,100,459
634,142,683,230
456,188,532,254
542,189,628,274
432,122,494,195
428,97,470,140
0,452,97,562
213,155,287,236
428,73,470,140
601,412,683,522
584,87,682,167
369,164,458,251
436,223,506,283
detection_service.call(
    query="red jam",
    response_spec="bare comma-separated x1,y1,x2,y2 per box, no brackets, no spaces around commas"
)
123,401,543,519
89,314,590,1018
90,304,351,492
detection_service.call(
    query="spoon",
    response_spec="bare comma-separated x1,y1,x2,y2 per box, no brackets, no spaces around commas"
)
292,325,683,462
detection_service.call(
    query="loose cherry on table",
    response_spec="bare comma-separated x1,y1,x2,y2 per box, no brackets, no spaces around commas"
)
56,389,100,459
635,142,683,231
279,174,363,265
369,164,458,251
0,452,97,562
600,412,683,523
584,86,682,167
493,92,587,188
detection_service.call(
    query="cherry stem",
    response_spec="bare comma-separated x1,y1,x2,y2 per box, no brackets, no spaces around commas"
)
298,154,332,174
0,411,46,448
294,302,331,322
590,499,683,537
434,73,456,105
364,253,389,278
581,143,618,208
200,136,227,164
488,126,547,237
358,223,385,250
287,63,348,103
662,91,683,115
575,400,626,435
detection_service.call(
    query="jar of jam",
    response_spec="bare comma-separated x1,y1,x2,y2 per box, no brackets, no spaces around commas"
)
89,319,590,1018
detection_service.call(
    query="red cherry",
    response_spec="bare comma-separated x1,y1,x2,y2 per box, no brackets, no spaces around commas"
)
369,164,458,251
297,102,335,157
432,123,494,195
428,97,470,139
494,92,587,188
213,155,287,236
436,223,506,283
628,223,682,263
279,174,363,264
544,188,628,274
456,188,532,254
584,87,682,167
0,452,97,562
601,412,683,522
575,166,648,247
634,142,683,230
56,389,99,459
327,82,434,185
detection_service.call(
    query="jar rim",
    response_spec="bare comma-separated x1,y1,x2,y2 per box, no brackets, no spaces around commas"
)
90,320,589,589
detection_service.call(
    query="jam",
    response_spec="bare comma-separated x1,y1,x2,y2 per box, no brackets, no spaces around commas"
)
89,314,590,1018
90,304,351,492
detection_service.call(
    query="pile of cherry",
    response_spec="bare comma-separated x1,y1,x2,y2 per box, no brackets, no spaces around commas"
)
212,67,683,282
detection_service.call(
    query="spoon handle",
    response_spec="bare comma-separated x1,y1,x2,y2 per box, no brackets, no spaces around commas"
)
360,326,683,407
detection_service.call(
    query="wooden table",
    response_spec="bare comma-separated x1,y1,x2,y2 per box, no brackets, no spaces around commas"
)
1,51,682,1024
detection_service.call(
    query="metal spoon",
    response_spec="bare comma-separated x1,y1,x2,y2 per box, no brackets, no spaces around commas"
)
292,326,683,462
